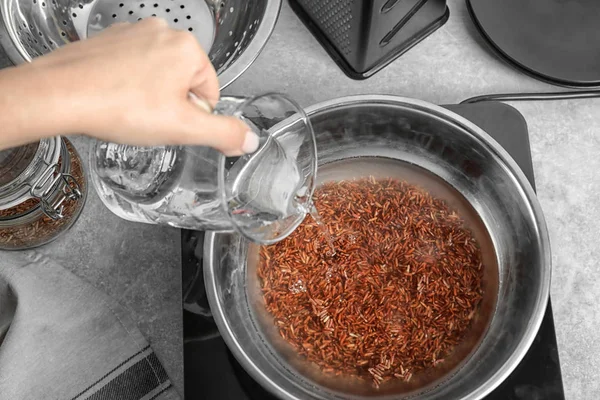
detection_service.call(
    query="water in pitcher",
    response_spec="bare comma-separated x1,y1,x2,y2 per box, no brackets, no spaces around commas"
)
92,130,309,233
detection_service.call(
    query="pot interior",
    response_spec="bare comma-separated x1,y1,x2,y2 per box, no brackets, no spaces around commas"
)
245,155,500,397
205,97,550,400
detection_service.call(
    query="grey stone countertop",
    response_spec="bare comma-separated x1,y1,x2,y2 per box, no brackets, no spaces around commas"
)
1,0,599,399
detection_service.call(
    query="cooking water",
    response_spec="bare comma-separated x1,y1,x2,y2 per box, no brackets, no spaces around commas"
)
308,206,336,256
248,156,500,395
303,157,498,278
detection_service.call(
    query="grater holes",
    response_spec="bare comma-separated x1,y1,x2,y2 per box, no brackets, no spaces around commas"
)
78,3,83,8
72,12,77,18
128,10,133,14
165,8,170,12
153,3,158,6
140,3,145,7
61,31,66,36
186,15,190,19
173,18,178,23
41,1,45,6
180,4,184,8
112,13,116,17
119,3,123,6
188,27,192,31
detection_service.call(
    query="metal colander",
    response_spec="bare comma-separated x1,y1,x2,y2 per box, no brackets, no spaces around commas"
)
0,0,280,88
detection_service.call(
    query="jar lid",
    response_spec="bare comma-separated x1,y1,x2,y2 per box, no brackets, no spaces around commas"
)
0,142,39,186
0,137,62,210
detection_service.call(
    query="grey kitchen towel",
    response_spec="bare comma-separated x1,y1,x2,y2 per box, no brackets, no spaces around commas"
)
0,250,180,400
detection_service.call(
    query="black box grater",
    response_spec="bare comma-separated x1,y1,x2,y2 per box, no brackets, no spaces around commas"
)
289,0,449,79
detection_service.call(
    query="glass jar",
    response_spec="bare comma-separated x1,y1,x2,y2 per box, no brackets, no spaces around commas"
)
0,137,88,250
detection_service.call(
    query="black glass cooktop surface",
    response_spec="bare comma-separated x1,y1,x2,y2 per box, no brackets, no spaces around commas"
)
181,102,565,400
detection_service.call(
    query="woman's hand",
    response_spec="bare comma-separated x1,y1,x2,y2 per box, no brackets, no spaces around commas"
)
0,19,258,155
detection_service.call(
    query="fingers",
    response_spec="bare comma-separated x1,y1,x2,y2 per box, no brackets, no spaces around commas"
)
190,62,220,108
186,36,220,107
177,101,259,156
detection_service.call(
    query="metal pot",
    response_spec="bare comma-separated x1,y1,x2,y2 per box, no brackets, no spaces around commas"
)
203,95,551,399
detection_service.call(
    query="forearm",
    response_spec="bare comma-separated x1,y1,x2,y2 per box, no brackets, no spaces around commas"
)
0,64,81,150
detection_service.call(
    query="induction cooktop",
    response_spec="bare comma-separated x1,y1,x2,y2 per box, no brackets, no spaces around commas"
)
181,101,565,400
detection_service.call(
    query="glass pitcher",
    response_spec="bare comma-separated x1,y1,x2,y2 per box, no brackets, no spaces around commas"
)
89,93,317,244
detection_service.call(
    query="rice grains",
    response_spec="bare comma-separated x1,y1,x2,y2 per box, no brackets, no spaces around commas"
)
258,176,484,388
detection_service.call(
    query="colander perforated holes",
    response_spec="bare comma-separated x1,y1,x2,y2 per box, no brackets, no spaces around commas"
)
80,0,253,68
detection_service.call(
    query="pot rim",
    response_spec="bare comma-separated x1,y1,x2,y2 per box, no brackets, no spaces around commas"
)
204,94,552,400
